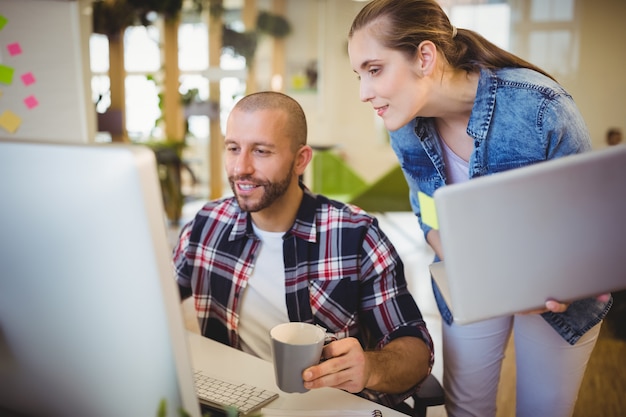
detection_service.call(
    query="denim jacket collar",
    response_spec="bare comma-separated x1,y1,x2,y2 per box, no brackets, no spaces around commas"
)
467,68,497,141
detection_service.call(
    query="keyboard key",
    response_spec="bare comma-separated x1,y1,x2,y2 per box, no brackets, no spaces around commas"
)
194,369,279,415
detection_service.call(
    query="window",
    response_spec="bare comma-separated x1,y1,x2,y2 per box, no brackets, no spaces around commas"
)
89,8,249,196
448,3,511,50
440,0,579,78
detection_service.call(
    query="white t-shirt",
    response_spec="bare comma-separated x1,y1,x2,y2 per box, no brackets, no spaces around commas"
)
238,223,290,360
441,138,470,184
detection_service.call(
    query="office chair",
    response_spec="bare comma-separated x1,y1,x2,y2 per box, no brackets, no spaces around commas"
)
393,374,445,417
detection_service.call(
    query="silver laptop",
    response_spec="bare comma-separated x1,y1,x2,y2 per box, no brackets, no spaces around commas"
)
429,145,626,325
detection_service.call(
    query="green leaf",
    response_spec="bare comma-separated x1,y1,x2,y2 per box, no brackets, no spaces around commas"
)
157,398,167,417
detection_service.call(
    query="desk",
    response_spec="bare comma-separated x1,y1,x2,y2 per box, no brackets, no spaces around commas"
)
187,331,407,416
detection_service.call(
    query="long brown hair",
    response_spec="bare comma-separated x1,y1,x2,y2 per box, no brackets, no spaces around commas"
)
349,0,555,80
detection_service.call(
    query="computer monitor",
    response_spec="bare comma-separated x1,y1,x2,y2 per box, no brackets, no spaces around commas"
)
0,139,202,417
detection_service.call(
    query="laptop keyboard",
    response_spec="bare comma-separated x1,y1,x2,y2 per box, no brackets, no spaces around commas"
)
194,369,279,416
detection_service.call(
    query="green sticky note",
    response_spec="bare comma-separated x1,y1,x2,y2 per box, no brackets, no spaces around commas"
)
0,65,14,85
0,15,7,31
418,191,439,230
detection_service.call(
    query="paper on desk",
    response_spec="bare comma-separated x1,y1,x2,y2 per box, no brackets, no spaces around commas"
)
261,408,383,417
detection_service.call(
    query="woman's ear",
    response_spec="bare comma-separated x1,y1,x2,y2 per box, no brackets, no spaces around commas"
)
416,40,437,76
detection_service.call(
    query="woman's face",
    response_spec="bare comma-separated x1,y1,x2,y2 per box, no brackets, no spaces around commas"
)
349,27,428,131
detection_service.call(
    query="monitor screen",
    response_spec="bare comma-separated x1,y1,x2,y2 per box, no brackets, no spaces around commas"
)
0,139,201,417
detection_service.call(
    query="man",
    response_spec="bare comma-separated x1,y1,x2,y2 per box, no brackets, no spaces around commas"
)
173,91,433,407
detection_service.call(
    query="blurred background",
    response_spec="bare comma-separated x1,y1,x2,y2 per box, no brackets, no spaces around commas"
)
82,0,626,207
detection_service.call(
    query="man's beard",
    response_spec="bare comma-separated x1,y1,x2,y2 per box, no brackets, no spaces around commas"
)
229,163,295,212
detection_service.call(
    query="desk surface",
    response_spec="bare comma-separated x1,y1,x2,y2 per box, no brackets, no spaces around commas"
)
187,331,407,416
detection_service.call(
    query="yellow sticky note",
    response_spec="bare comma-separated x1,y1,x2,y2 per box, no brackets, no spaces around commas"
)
0,110,22,133
418,191,438,230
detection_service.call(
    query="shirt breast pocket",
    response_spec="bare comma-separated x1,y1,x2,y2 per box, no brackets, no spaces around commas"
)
309,275,359,333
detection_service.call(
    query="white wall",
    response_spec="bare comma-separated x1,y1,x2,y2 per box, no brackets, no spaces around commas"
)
566,0,626,148
0,0,95,143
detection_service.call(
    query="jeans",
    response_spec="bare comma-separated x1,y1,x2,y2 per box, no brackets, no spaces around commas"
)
442,314,601,417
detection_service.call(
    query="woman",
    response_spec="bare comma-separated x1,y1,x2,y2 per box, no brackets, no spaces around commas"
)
347,1,612,416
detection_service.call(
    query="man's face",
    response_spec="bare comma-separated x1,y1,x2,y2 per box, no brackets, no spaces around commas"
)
224,108,297,213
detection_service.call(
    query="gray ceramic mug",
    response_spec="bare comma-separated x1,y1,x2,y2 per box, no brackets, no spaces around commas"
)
269,322,326,393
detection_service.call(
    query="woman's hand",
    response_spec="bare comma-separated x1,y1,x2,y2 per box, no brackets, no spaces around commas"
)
523,293,611,315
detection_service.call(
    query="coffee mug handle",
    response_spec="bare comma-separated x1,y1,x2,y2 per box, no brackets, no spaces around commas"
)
313,324,337,346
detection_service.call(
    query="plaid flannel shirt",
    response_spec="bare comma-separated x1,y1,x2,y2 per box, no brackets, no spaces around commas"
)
173,186,434,407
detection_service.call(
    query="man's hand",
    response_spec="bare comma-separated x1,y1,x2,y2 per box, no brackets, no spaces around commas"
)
302,337,368,393
302,336,430,395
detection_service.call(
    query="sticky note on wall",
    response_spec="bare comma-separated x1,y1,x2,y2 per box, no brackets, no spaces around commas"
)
24,95,38,109
417,191,439,230
0,110,22,133
7,42,22,56
21,72,35,86
0,65,14,85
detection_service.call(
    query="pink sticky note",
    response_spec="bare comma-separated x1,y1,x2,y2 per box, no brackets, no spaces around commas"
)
24,95,38,109
7,42,21,56
21,72,35,86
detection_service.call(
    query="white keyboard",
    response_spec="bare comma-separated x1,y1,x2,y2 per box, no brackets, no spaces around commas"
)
194,369,279,416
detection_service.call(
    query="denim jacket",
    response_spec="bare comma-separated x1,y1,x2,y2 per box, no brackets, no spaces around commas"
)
389,67,611,345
